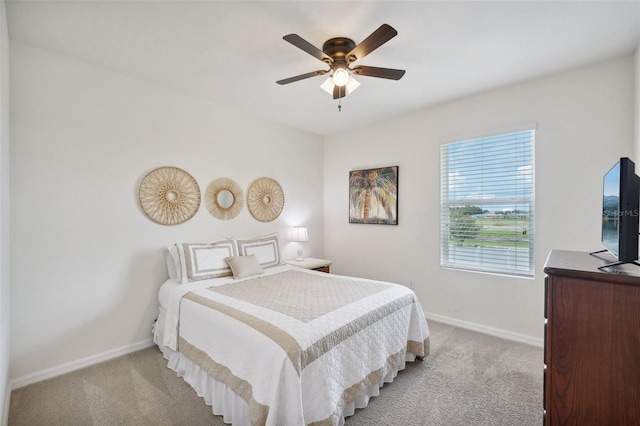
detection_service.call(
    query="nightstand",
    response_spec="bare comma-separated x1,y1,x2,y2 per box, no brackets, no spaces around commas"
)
285,258,333,273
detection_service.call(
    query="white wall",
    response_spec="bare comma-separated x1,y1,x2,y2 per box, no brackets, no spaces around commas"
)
9,42,324,382
0,1,9,422
324,56,635,341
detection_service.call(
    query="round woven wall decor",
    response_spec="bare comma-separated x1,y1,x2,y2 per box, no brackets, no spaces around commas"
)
205,177,244,220
138,166,201,225
246,177,284,222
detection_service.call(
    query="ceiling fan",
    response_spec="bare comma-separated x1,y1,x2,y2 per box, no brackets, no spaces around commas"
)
276,24,405,103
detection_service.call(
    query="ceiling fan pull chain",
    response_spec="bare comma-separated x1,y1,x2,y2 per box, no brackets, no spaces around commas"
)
338,86,343,112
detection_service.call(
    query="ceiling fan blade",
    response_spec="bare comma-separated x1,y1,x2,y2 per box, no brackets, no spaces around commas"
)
347,24,398,62
351,65,405,80
283,34,333,64
276,69,328,85
333,85,346,100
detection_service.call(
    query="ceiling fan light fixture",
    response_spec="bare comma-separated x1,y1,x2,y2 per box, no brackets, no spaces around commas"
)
320,75,360,96
345,75,360,93
332,68,350,86
320,77,334,95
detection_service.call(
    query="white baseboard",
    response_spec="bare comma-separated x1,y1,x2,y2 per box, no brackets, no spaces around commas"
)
10,338,155,390
424,311,544,348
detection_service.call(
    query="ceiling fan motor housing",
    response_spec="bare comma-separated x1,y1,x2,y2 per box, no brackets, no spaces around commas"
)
322,37,357,65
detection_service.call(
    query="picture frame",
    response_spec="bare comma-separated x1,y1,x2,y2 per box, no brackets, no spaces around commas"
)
349,166,398,225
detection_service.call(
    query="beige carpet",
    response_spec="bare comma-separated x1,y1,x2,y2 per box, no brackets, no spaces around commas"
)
8,321,543,425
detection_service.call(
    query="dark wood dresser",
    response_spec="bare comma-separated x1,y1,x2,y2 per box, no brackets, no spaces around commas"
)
543,250,640,425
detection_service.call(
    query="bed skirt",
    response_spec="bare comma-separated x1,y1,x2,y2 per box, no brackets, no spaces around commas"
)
156,341,415,426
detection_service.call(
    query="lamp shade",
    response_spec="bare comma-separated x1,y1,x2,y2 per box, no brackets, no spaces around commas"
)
320,75,360,96
345,76,360,93
292,226,309,242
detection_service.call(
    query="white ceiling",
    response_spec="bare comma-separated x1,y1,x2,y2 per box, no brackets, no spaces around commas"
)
6,1,640,136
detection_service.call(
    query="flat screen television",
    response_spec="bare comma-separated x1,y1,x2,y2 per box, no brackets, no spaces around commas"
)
596,157,640,268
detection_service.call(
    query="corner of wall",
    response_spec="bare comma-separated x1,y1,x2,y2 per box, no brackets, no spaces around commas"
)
0,0,10,424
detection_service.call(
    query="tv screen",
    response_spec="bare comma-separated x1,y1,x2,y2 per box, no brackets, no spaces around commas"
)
601,157,640,263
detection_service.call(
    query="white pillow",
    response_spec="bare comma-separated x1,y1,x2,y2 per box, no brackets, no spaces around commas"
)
164,245,181,281
226,255,264,279
177,240,237,284
233,232,281,269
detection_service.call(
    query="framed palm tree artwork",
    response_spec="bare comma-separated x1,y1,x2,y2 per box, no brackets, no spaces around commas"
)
349,166,398,225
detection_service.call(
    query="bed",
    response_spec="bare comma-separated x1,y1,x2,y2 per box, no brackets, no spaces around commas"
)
153,233,430,425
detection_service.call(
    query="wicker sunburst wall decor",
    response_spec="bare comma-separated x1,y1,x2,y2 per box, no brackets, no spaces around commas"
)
205,178,244,220
138,166,201,225
246,177,285,222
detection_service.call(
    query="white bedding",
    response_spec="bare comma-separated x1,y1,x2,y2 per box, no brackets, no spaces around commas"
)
153,265,430,425
156,265,296,350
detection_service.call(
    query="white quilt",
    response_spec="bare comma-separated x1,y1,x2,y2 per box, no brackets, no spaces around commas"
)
154,265,429,425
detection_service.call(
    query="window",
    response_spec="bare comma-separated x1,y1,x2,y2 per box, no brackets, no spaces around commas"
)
440,129,535,277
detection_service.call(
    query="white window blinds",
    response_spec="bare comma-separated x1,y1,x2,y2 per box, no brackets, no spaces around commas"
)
440,129,535,277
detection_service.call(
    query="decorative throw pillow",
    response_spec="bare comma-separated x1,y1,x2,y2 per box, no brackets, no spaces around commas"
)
164,245,181,281
226,255,264,279
177,240,237,283
233,232,281,269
